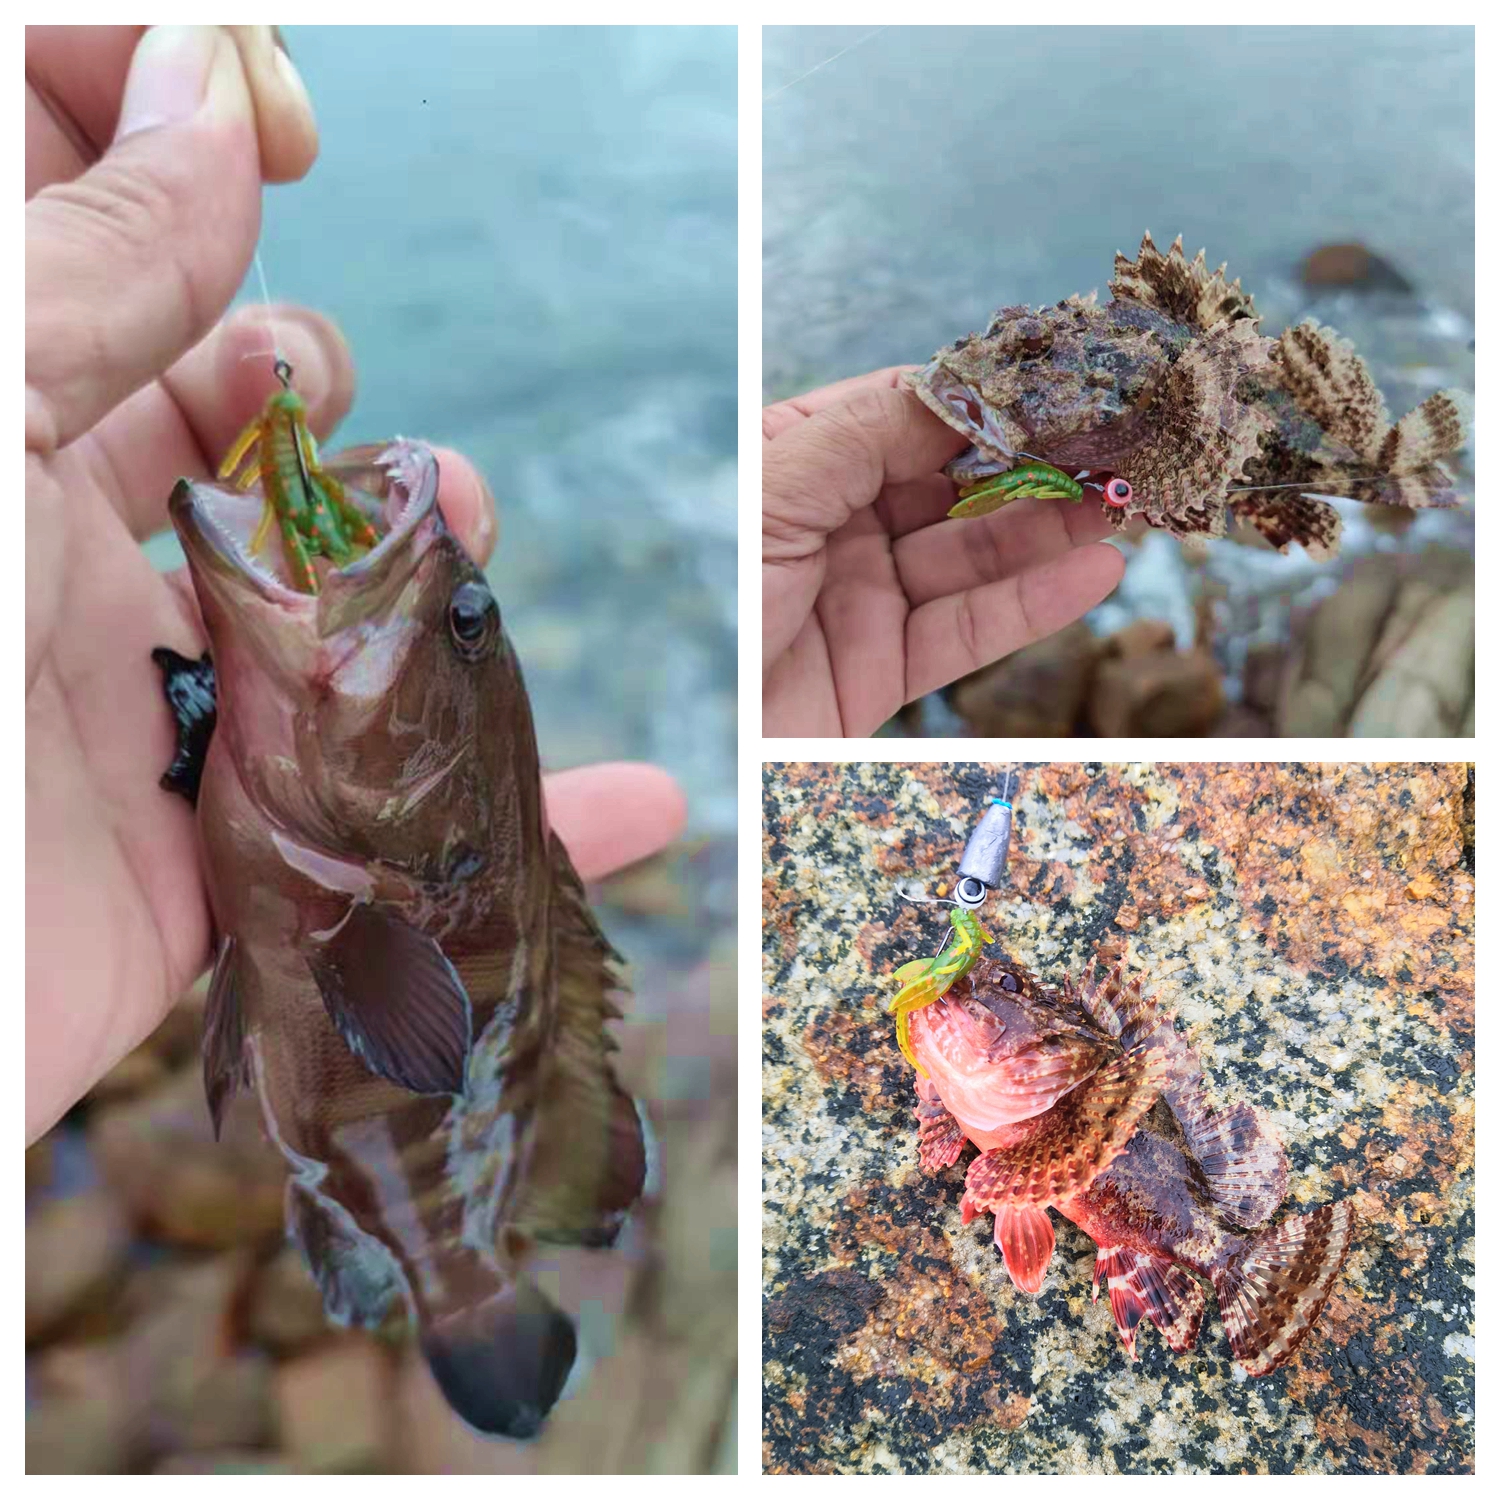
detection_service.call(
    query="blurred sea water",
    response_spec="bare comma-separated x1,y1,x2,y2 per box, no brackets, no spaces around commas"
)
153,25,738,831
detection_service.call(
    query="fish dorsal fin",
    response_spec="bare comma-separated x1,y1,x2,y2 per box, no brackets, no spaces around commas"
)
307,903,473,1097
1110,231,1260,331
514,835,646,1246
202,934,250,1140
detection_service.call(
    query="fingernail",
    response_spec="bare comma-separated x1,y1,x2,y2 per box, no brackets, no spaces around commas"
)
473,476,499,559
115,25,219,141
272,43,316,135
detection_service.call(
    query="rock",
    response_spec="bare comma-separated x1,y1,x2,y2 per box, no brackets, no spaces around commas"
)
120,1254,273,1458
1087,619,1224,736
762,763,1475,1474
947,622,1099,736
28,1343,133,1472
246,1246,330,1356
275,1336,396,1473
1347,562,1474,737
26,1395,131,1475
90,1065,287,1249
1301,242,1414,293
25,1191,129,1344
1279,557,1402,735
1280,551,1473,737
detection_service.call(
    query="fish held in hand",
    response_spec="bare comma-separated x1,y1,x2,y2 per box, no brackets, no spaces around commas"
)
908,231,1472,557
903,951,1353,1376
157,435,645,1439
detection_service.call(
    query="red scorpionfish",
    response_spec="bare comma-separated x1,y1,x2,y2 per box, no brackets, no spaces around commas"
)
907,950,1355,1376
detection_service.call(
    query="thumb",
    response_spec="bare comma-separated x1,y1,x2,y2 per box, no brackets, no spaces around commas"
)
25,26,262,457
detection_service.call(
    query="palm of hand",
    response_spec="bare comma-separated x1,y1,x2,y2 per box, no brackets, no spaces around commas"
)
27,412,234,1135
762,372,1127,737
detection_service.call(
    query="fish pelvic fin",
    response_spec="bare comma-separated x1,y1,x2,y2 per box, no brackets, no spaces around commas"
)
993,1202,1056,1295
515,834,646,1247
915,1077,967,1174
1093,1244,1206,1360
1212,1200,1356,1376
960,1040,1169,1214
420,1277,577,1440
202,934,250,1139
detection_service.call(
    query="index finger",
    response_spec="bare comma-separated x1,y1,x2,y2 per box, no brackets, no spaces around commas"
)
763,382,969,560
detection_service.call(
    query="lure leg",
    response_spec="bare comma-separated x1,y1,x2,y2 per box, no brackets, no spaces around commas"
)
278,515,320,594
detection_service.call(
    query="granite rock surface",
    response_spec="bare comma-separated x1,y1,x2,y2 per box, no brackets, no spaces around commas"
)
762,762,1473,1474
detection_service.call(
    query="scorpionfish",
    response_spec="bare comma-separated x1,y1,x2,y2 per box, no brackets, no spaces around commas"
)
908,231,1472,557
906,949,1355,1376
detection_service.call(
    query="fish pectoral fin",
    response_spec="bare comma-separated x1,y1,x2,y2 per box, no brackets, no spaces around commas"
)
307,903,473,1097
202,933,250,1139
286,1178,402,1330
1094,1244,1206,1357
960,1041,1169,1214
914,1079,966,1174
993,1202,1056,1294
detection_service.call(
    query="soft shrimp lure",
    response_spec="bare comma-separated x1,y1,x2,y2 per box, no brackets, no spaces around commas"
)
889,907,994,1072
887,783,1017,1072
218,359,381,594
948,459,1134,520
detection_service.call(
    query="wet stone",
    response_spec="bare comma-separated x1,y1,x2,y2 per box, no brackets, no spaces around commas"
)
762,763,1473,1474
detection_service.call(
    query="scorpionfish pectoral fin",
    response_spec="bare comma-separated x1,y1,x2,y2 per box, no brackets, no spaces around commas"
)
914,1076,967,1174
1092,1244,1207,1359
960,1041,1170,1222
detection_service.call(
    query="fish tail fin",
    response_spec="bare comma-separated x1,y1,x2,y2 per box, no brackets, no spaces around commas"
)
420,1278,577,1440
1211,1200,1356,1376
1093,1244,1206,1359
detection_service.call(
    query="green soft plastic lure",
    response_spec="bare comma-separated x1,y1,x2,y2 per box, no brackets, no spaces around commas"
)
218,360,380,594
888,907,994,1073
948,461,1135,520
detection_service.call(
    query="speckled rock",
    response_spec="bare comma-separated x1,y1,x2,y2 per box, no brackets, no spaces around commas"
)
762,763,1473,1474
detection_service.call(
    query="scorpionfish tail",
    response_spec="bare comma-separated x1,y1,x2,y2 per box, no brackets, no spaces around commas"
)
1092,1244,1207,1360
1212,1200,1357,1377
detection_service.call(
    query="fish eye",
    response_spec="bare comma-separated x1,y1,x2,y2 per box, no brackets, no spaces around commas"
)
1000,972,1021,993
448,580,499,661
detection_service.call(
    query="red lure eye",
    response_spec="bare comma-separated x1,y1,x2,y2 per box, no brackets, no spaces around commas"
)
1103,478,1133,507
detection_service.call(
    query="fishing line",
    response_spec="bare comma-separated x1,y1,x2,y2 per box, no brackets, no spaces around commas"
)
762,28,886,103
237,247,292,381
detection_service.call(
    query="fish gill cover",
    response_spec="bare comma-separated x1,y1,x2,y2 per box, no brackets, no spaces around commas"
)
761,762,1473,1475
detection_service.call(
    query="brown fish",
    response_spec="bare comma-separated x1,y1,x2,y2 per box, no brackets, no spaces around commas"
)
158,438,645,1438
908,231,1472,557
907,951,1354,1376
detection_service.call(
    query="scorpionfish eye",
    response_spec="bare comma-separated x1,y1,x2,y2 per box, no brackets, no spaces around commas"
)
999,972,1021,993
448,580,500,662
1103,478,1133,507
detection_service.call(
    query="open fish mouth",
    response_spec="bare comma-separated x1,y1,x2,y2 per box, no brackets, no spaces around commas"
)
169,439,440,609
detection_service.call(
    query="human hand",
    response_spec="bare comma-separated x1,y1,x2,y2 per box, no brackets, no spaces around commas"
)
25,27,686,1142
763,368,1127,736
